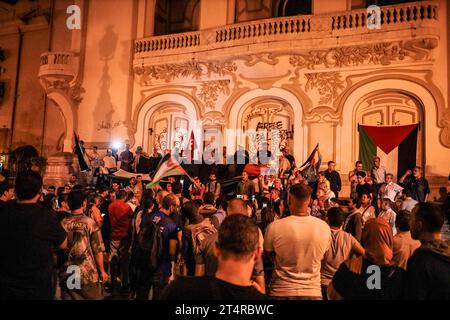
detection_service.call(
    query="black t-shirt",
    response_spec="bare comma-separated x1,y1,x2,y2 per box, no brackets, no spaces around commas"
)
0,202,67,300
160,276,266,300
404,245,450,299
356,183,372,199
332,258,404,300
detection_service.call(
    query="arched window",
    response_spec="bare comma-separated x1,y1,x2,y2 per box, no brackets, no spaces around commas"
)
154,0,199,36
276,0,312,17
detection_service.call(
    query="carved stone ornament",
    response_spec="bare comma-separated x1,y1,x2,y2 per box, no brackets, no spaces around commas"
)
303,106,341,124
197,80,230,109
40,77,85,103
304,72,345,105
289,38,437,70
134,60,237,85
439,108,450,148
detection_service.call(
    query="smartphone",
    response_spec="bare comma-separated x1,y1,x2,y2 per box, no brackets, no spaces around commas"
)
236,195,243,199
251,195,256,201
262,203,268,209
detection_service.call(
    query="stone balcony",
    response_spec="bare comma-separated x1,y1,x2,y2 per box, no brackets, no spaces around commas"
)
38,51,84,103
38,51,77,81
133,1,439,66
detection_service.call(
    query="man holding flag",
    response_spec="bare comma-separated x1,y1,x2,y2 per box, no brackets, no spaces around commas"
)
73,132,90,172
146,154,198,190
300,144,322,191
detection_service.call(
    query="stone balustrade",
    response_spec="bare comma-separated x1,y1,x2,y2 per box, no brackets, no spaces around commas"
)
38,51,76,80
134,1,438,62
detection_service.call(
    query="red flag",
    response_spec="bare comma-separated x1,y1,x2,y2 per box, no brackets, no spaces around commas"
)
243,163,269,177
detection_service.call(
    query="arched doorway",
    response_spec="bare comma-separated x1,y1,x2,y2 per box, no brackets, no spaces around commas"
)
227,88,304,163
354,91,424,178
134,93,201,156
148,104,191,155
239,98,294,159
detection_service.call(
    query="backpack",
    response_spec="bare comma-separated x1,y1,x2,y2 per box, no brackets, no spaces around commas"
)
136,214,171,272
188,219,217,255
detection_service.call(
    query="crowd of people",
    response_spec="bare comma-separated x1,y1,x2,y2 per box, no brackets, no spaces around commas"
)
0,144,449,300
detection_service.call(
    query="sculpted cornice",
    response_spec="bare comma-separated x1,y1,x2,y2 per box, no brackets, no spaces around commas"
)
289,38,438,70
134,60,237,86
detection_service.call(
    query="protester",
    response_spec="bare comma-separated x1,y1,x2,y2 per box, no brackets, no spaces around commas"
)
343,197,363,243
59,190,108,300
355,171,372,200
301,147,322,189
359,193,376,226
236,171,255,198
401,188,419,212
195,198,265,293
392,210,421,270
378,198,397,235
348,161,363,199
328,218,404,300
399,166,430,203
321,207,365,299
181,202,217,276
405,203,450,299
145,194,181,299
119,144,134,172
129,196,156,300
205,172,221,200
103,149,117,173
0,171,67,300
189,176,205,199
160,215,265,300
199,192,217,217
264,183,331,299
383,173,403,202
108,189,133,292
324,161,341,199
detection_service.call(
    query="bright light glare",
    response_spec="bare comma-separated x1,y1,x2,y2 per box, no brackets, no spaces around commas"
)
112,141,122,149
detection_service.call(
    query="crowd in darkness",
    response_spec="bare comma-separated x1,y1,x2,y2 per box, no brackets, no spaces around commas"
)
0,143,449,300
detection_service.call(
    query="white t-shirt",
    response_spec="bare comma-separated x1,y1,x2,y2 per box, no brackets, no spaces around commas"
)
264,215,331,297
358,206,376,226
379,208,397,235
401,197,418,212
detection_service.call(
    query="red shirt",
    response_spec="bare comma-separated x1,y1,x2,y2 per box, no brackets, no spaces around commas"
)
108,199,133,240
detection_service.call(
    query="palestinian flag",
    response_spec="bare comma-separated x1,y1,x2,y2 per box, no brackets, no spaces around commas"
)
73,132,89,172
147,155,192,188
359,124,419,178
299,143,319,169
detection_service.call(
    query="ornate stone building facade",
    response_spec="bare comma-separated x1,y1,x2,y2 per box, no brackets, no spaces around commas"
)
0,0,449,195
